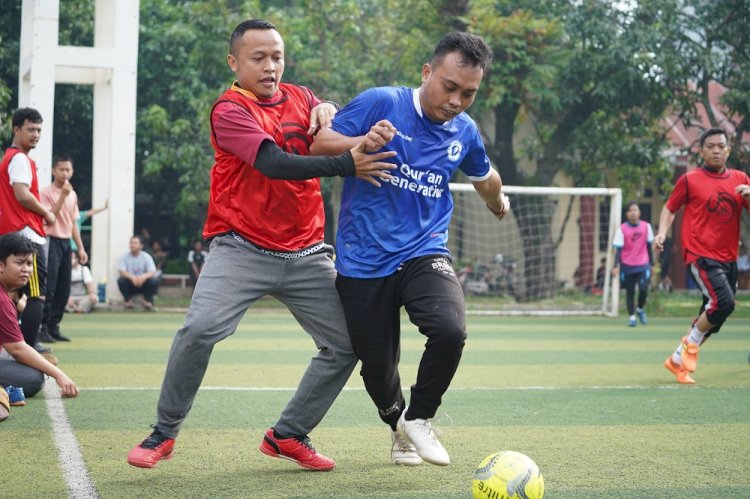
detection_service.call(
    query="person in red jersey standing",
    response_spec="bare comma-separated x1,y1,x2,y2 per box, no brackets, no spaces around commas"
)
656,127,750,384
0,108,56,355
127,19,395,471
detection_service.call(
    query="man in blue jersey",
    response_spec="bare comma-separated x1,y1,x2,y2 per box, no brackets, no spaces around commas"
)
312,32,509,467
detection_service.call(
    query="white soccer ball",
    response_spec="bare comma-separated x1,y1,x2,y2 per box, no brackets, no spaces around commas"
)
472,450,544,499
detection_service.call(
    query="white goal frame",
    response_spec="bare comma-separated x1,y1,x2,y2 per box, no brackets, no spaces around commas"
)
448,183,622,316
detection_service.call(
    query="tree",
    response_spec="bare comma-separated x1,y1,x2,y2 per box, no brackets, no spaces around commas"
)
2,0,746,282
665,0,750,170
460,1,680,299
132,0,266,255
0,1,96,208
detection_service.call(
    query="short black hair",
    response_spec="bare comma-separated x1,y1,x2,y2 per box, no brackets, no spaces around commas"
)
52,154,74,168
431,32,493,71
0,234,36,262
12,108,43,129
625,201,639,211
230,19,278,55
699,127,728,148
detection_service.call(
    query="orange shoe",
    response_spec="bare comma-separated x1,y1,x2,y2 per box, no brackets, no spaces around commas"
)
664,356,695,384
680,336,700,373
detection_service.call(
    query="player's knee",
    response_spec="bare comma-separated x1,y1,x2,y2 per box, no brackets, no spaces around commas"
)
175,320,231,347
430,323,467,350
707,299,735,326
359,362,398,387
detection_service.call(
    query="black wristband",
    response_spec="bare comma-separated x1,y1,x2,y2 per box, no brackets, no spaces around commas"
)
486,202,503,216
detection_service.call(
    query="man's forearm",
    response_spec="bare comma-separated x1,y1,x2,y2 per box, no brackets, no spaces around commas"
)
253,140,355,180
51,192,67,216
472,170,504,207
310,128,362,156
658,206,674,237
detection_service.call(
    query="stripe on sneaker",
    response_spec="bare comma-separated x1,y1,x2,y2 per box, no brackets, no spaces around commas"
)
263,435,281,454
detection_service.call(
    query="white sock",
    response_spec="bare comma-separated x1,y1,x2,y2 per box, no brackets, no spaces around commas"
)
673,326,706,364
672,348,682,365
629,314,636,321
687,325,707,345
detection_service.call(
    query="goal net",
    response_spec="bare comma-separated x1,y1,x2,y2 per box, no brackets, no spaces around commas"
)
448,183,622,316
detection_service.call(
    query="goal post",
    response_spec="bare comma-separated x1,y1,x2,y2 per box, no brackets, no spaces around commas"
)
448,183,622,316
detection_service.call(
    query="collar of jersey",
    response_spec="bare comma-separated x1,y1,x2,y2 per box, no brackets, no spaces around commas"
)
412,88,450,127
231,81,283,104
700,165,730,177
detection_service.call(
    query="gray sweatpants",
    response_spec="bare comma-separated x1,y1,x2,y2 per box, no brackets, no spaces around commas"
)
155,233,357,438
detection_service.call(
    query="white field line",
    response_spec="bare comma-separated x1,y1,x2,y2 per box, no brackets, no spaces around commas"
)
78,384,735,391
43,382,99,499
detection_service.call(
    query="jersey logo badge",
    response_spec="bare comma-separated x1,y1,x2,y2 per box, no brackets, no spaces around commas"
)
707,191,737,224
447,140,462,161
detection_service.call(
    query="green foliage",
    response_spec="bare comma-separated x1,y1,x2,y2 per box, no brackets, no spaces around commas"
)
671,0,750,172
0,1,20,148
133,0,254,245
162,257,191,274
1,0,748,255
553,1,677,194
465,0,679,197
57,0,95,46
271,0,446,104
468,5,566,111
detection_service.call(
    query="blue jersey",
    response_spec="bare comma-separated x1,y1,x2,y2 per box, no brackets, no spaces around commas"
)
332,86,492,278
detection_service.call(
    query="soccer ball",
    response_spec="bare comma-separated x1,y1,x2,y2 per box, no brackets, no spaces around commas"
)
472,450,544,499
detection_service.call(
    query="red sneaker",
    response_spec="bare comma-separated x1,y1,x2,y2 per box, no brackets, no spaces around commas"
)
127,429,175,468
259,428,335,471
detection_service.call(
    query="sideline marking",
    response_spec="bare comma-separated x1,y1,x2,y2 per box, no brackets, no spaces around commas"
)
79,384,731,391
43,382,98,499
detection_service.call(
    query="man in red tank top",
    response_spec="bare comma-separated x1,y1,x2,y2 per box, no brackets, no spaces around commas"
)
655,128,750,384
0,108,57,355
127,19,396,471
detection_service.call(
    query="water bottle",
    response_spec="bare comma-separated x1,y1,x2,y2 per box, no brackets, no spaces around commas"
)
97,280,106,304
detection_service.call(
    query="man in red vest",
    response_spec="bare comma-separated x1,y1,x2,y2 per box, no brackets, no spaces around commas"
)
656,127,750,384
0,108,56,354
127,19,396,471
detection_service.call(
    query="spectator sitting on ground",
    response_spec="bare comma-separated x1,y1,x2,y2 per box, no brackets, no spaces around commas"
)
0,234,79,399
66,251,97,313
117,235,159,310
8,289,57,367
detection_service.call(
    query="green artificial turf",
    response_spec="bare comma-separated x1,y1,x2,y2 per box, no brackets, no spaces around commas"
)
3,311,749,498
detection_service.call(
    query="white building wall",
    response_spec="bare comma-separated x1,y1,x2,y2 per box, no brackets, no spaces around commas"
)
18,0,139,302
